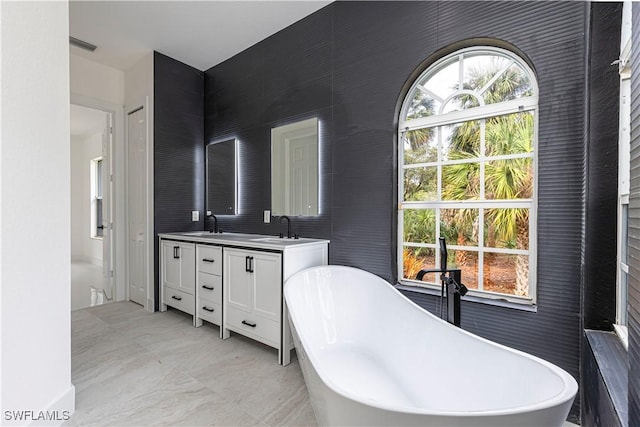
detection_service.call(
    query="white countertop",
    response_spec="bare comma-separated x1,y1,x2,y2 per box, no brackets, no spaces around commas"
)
158,231,329,251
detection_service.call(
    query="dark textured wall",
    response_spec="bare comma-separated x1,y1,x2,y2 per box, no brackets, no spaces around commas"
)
628,3,640,425
580,3,624,426
203,2,590,421
582,332,627,427
204,6,334,242
583,2,621,331
153,51,204,310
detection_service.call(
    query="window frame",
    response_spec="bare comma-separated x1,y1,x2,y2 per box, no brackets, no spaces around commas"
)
615,2,632,348
397,46,539,306
90,156,103,239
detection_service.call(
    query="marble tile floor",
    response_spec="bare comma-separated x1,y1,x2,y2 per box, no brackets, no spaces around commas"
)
71,262,112,311
66,301,315,427
68,301,581,427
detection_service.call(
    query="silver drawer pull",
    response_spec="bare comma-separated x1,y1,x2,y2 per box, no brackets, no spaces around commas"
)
202,285,214,291
202,306,214,312
171,295,182,301
202,258,215,263
241,320,256,328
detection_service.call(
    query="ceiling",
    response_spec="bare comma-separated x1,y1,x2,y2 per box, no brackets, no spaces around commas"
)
69,1,332,72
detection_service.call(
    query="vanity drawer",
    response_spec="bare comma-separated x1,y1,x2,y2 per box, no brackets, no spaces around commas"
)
226,306,280,347
163,286,194,315
197,301,222,326
197,245,222,275
197,272,222,304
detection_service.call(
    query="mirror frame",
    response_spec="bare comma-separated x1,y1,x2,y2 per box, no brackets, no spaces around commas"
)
206,138,238,215
271,117,319,216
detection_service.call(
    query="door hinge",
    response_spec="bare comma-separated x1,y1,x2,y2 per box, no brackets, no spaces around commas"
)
109,174,113,182
109,126,113,134
107,270,114,278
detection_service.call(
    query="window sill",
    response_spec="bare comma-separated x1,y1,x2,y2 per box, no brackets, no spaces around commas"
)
395,282,538,313
613,324,629,350
584,330,628,425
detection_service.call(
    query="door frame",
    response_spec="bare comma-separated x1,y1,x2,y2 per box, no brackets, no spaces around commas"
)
71,93,126,302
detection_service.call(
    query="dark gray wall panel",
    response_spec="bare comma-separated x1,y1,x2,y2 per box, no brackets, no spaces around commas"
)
584,2,621,331
203,6,334,240
203,2,594,421
629,3,640,425
153,51,204,310
582,332,626,427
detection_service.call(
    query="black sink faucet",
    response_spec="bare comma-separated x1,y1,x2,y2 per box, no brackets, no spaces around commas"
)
207,214,218,233
278,215,291,239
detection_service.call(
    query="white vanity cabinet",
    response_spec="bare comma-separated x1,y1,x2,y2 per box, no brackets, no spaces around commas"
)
194,245,223,332
160,240,196,320
158,232,329,365
223,248,282,349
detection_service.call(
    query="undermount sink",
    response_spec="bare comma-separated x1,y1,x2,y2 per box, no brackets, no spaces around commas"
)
181,231,220,236
168,231,312,244
251,237,285,242
180,231,250,238
251,237,306,243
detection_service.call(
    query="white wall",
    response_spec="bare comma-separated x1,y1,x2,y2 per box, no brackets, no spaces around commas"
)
0,1,75,424
71,133,103,266
70,54,125,106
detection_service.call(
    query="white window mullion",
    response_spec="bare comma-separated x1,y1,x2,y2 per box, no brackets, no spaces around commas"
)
458,54,464,91
400,97,537,131
437,125,443,201
479,60,515,95
435,208,441,269
417,84,444,103
480,119,486,200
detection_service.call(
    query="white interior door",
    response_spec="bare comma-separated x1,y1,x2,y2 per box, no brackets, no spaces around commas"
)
127,106,147,306
287,134,317,215
101,113,114,299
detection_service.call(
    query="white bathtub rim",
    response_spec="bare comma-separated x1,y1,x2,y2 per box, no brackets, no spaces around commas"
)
284,265,579,418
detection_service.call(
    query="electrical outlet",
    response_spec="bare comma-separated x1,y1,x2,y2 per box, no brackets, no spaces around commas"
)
192,211,199,221
264,210,271,223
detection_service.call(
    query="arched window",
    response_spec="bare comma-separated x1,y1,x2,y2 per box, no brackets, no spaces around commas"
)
398,46,538,304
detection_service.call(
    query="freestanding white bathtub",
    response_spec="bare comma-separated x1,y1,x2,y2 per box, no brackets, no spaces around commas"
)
284,265,578,427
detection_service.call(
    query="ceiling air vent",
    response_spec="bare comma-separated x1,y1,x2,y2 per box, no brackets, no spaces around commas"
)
69,36,97,52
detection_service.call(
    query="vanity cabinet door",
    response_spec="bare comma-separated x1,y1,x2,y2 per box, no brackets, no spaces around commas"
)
224,249,252,313
223,248,282,345
161,241,181,290
161,241,195,294
252,252,282,322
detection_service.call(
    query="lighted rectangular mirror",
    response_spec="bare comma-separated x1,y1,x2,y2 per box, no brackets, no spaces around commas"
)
206,138,237,215
271,118,319,216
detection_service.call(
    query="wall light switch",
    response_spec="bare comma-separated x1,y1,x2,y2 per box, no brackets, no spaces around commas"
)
206,210,211,216
192,211,199,221
264,210,271,223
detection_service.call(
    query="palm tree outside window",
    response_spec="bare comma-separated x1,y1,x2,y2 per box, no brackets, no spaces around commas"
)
398,46,538,304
